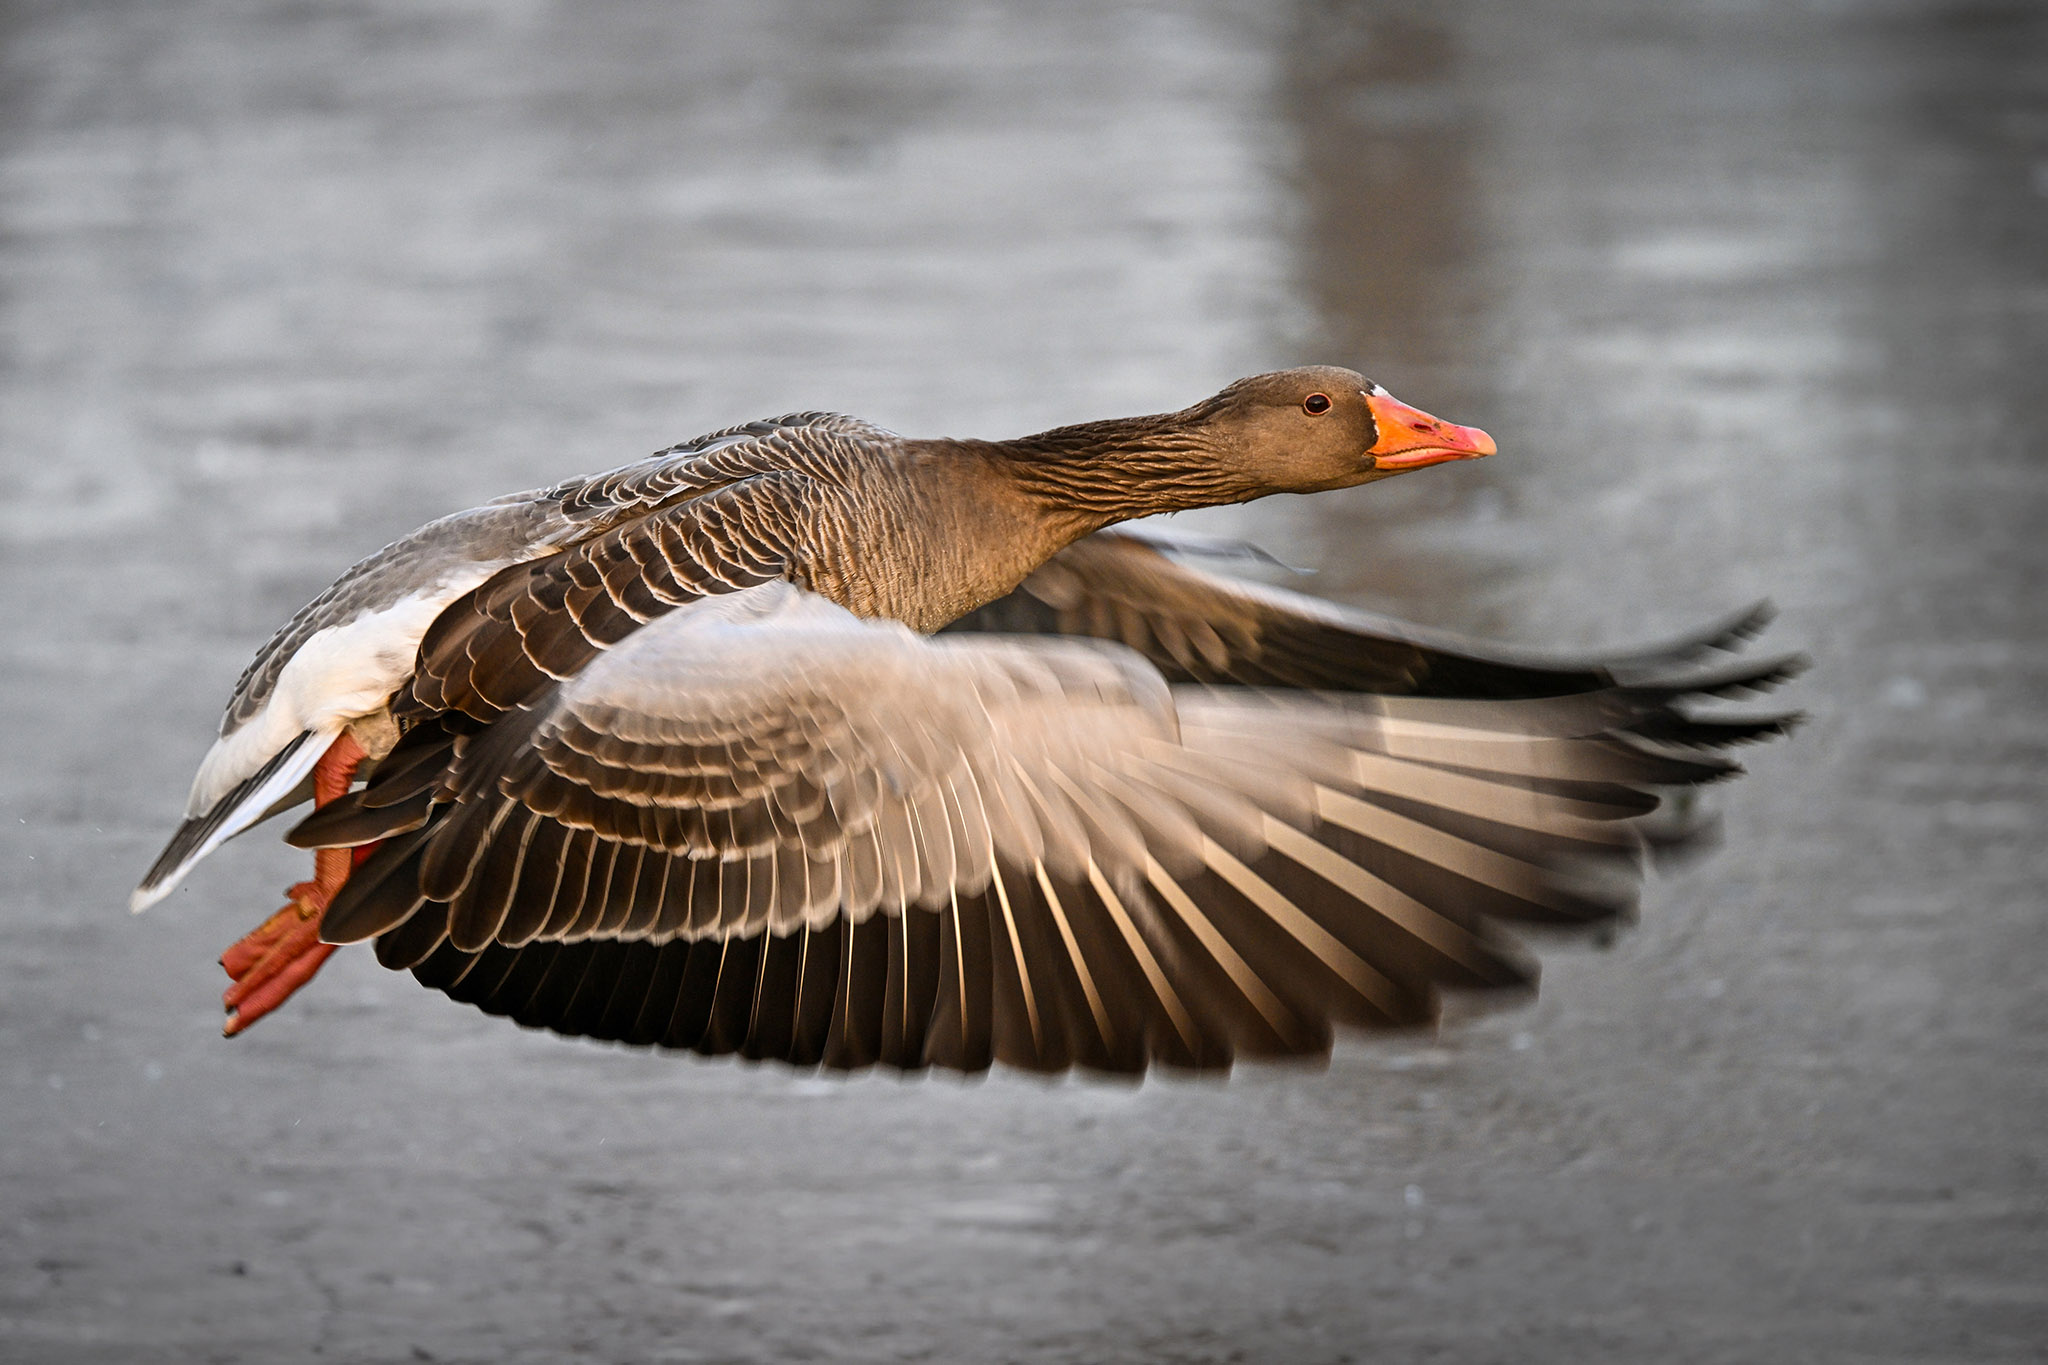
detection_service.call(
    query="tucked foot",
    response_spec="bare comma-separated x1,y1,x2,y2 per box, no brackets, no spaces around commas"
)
221,887,337,1036
214,730,374,1037
219,881,321,980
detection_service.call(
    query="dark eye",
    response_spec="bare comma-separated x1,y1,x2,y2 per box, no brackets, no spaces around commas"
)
1303,393,1331,415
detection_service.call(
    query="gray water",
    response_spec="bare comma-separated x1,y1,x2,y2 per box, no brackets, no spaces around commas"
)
4,2,2044,1361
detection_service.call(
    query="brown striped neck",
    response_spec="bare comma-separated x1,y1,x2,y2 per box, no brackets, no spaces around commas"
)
963,394,1252,531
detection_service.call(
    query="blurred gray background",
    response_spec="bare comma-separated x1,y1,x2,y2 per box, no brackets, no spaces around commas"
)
4,1,2044,1361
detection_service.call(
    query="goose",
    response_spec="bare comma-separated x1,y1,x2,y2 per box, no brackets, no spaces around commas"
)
134,367,1798,1068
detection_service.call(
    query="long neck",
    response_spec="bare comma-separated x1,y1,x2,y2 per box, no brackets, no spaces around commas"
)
797,402,1240,631
977,398,1245,530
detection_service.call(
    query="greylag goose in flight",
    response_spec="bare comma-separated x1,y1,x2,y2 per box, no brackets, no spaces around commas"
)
134,367,1798,1068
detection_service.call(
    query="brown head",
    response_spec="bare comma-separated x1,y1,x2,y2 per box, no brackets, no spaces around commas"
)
992,365,1495,525
1186,365,1496,497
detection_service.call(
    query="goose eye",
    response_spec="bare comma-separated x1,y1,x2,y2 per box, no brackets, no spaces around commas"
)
1302,393,1332,415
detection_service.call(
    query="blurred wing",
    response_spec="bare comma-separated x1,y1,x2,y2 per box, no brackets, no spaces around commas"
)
944,530,1794,703
302,581,1785,1075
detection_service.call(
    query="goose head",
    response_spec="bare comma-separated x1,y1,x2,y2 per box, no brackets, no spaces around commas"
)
994,365,1496,526
1194,365,1496,497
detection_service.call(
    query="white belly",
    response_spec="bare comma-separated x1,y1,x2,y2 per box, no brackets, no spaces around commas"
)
185,572,508,817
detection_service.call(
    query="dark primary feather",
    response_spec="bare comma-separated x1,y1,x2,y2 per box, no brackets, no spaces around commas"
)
945,532,1782,699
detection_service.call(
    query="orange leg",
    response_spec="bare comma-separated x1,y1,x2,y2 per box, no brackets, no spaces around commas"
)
219,731,375,1036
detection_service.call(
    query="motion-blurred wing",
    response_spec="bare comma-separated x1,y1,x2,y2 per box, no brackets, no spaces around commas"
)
945,531,1792,703
299,581,1784,1075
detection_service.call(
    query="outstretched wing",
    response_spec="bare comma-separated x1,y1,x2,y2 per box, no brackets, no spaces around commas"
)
945,531,1794,710
298,581,1792,1075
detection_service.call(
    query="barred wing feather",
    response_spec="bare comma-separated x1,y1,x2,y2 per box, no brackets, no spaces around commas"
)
302,580,1790,1075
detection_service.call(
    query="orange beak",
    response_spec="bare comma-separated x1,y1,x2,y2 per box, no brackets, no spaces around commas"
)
1365,393,1497,470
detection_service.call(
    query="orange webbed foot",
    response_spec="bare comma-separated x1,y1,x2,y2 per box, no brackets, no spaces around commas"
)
215,730,373,1036
220,888,336,1036
218,885,320,980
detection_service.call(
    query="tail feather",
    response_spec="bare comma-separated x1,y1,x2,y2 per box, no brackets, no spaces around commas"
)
131,730,326,913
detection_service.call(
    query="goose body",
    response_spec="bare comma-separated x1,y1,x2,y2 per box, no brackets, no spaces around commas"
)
136,414,863,911
137,368,1797,1062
